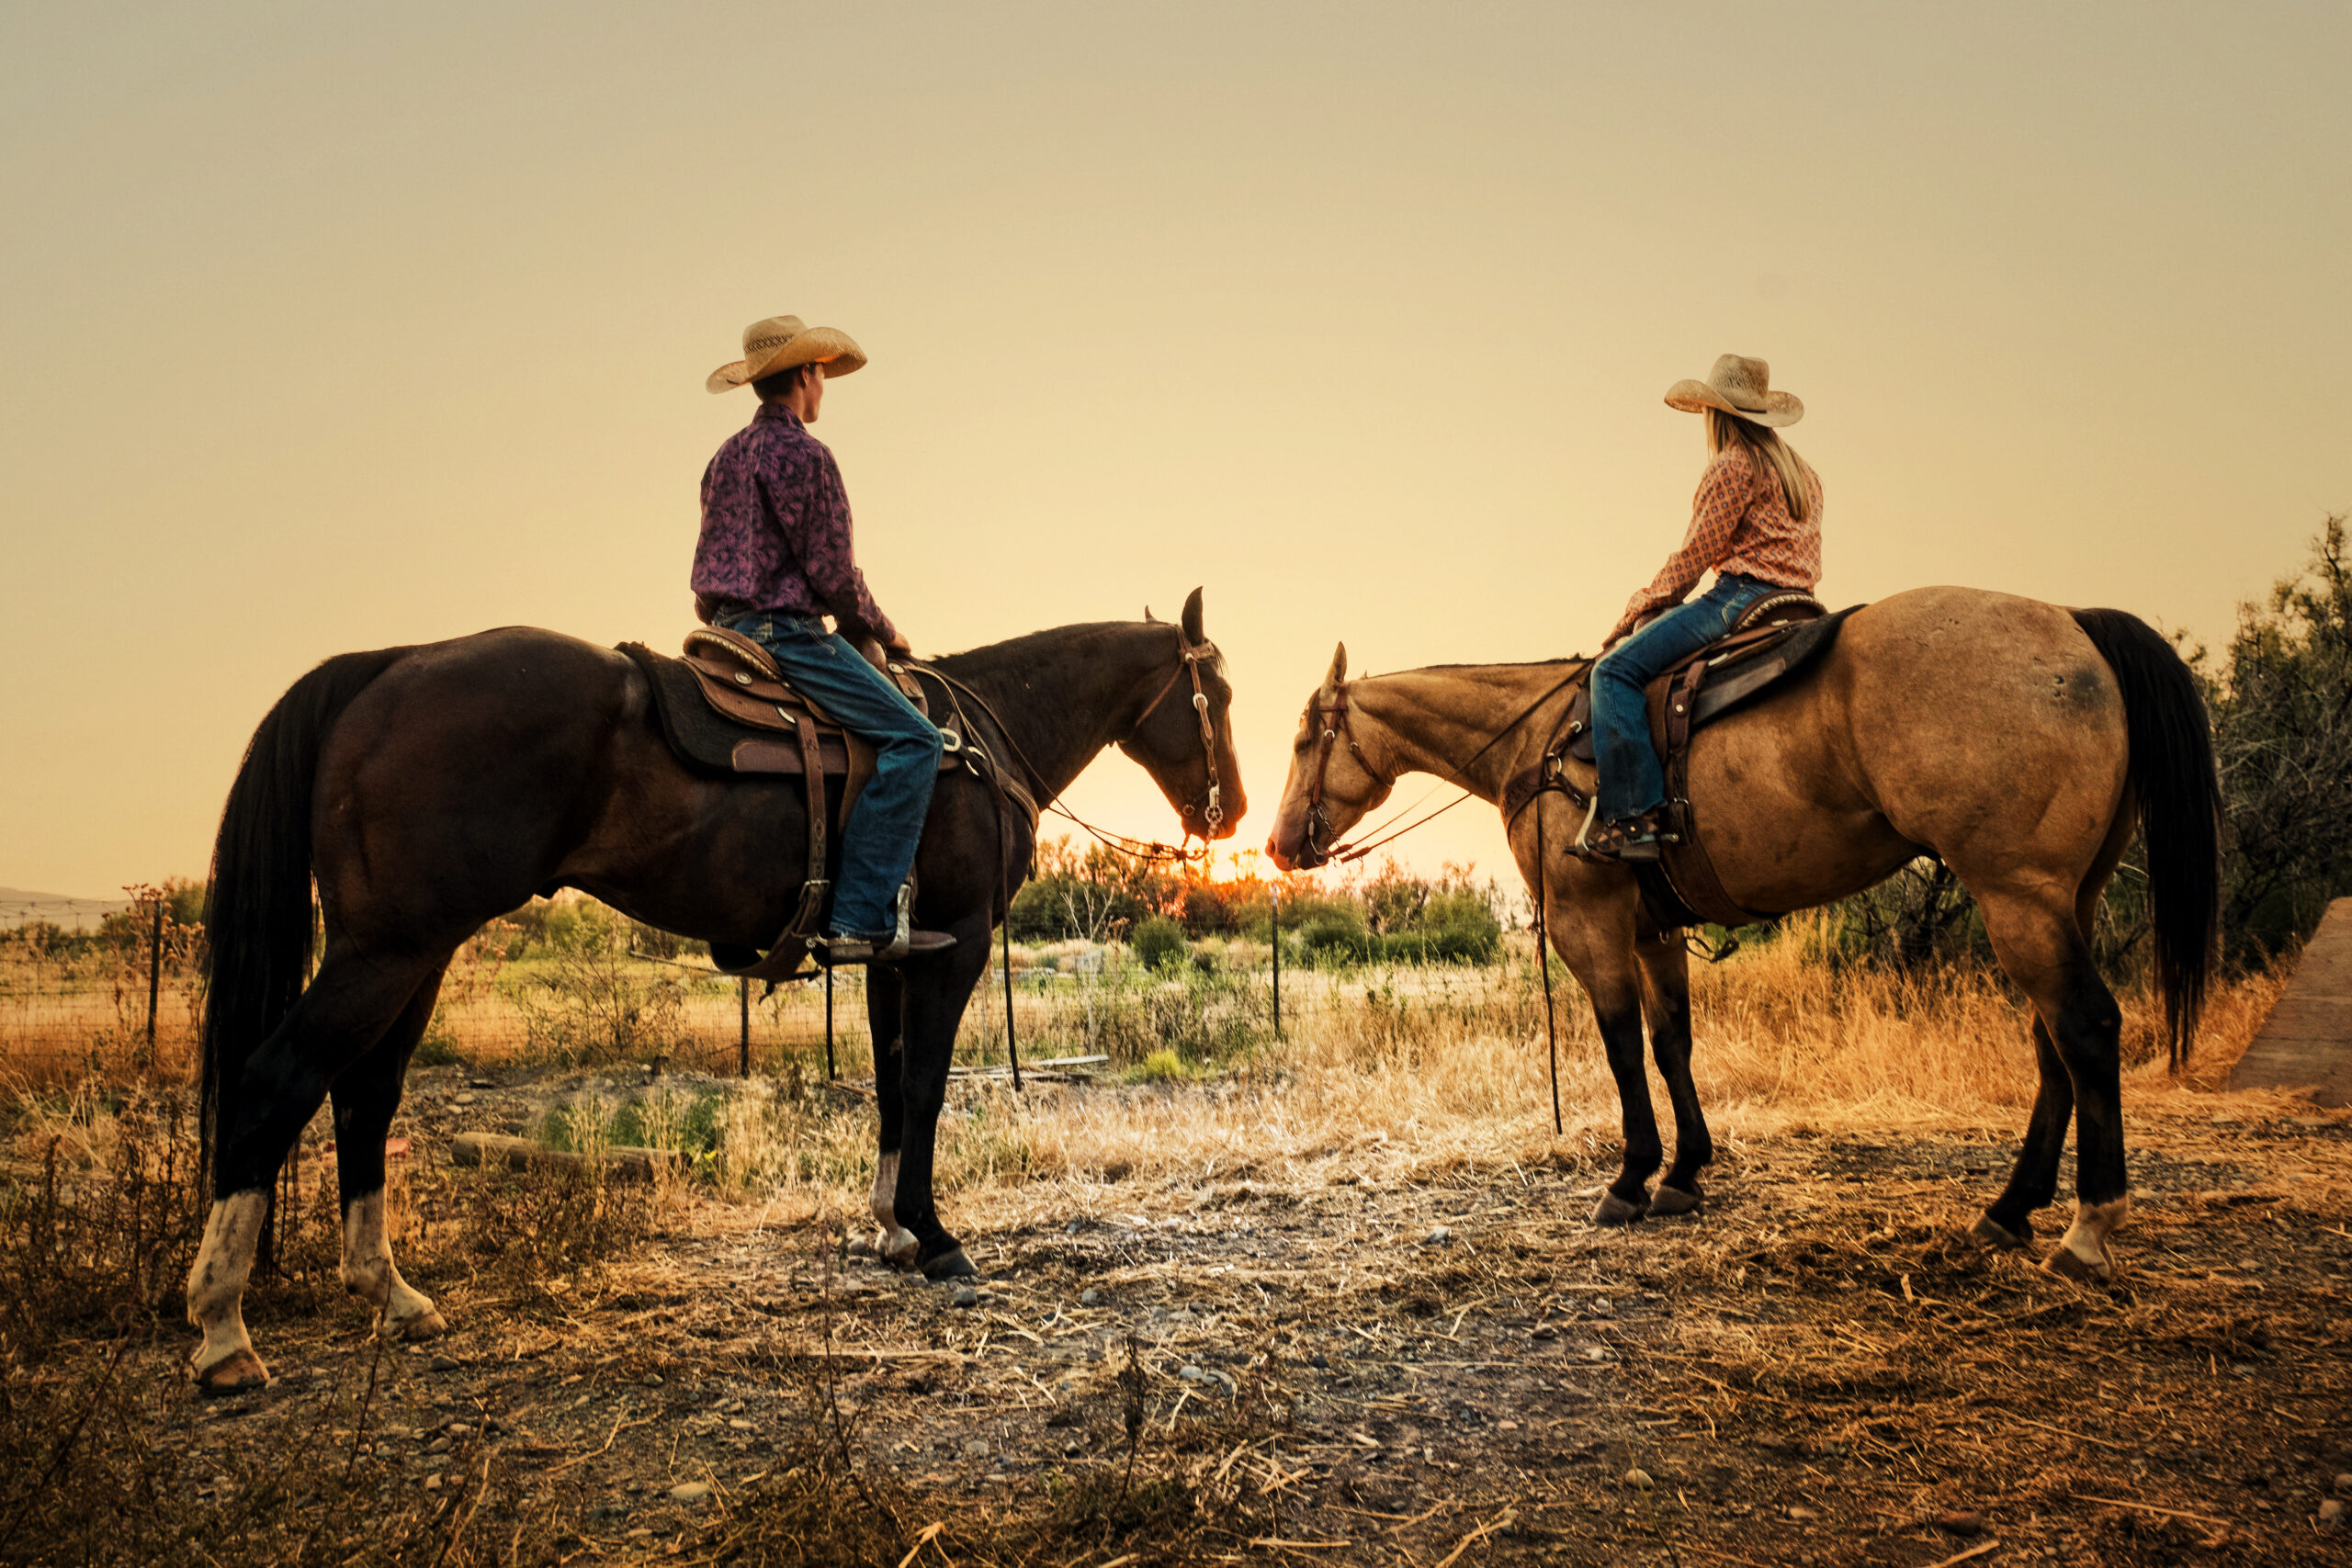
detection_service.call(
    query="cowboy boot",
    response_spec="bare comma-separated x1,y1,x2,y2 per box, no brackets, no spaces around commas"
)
814,882,957,965
1575,807,1668,865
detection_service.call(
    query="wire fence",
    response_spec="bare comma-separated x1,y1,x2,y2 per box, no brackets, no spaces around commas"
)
0,896,134,933
0,922,1533,1090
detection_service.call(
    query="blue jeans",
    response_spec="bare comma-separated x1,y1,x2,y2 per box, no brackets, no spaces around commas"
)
1592,573,1781,821
725,614,943,937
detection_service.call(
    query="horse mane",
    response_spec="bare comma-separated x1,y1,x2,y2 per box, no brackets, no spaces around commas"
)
927,621,1158,682
1397,656,1588,674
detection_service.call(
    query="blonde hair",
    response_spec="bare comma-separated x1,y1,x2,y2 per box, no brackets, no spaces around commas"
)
1706,408,1817,523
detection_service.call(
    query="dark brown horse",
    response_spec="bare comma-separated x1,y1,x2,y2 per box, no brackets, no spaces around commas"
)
1266,588,2219,1281
187,592,1242,1393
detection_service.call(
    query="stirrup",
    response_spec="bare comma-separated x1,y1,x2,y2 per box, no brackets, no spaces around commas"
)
812,883,956,965
809,931,957,966
1575,809,1668,865
879,879,914,961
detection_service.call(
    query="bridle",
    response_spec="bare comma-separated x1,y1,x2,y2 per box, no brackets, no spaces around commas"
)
1297,678,1387,869
1291,661,1592,871
919,626,1230,862
1121,627,1227,835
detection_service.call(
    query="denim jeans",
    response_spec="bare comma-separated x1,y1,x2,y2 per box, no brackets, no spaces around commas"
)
725,613,944,937
1591,573,1782,821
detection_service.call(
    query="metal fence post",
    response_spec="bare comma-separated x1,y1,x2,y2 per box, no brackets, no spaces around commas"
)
1269,883,1282,1039
146,898,163,1055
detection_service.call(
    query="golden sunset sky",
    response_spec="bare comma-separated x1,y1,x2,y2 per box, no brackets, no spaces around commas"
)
4,3,2347,899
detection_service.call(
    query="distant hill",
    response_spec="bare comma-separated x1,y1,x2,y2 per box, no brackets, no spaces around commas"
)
0,886,132,931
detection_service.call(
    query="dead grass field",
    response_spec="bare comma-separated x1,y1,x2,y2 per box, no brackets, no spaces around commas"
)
5,926,2348,1566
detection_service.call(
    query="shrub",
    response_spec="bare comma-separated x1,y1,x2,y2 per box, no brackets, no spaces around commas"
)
1179,876,1269,935
413,1028,469,1068
1009,837,1182,942
1132,916,1189,972
503,906,684,1066
1372,923,1498,964
1295,902,1372,965
1130,1048,1192,1083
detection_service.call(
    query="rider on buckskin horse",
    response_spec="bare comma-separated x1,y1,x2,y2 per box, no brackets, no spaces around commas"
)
691,314,953,963
1579,354,1824,864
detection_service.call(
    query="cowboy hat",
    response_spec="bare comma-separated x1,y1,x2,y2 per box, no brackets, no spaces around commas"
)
1664,354,1803,428
706,315,867,394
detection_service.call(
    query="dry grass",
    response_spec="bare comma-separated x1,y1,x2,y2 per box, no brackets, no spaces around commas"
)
930,926,2291,1239
0,930,2329,1565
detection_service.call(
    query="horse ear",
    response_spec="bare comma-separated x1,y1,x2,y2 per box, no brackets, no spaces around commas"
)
1144,605,1158,622
1181,587,1204,645
1326,641,1348,689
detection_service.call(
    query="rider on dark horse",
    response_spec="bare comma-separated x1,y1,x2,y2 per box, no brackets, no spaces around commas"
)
693,314,954,962
1579,354,1824,864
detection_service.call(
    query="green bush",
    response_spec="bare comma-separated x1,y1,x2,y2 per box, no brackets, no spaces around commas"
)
1296,902,1372,965
1129,1048,1193,1084
1132,916,1189,972
1372,924,1498,964
1373,888,1503,964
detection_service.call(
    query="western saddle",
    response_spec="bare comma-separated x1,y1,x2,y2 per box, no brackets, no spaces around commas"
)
1504,591,1861,933
615,628,985,976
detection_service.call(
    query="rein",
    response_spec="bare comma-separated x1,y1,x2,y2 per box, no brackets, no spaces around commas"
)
897,630,1230,1091
1299,661,1590,867
1123,633,1227,835
910,630,1225,866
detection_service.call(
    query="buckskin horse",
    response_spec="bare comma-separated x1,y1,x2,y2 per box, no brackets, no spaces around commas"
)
1265,587,2219,1281
188,591,1242,1393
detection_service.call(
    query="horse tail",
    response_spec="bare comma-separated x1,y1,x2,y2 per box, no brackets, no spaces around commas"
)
200,648,409,1193
2070,608,2222,1069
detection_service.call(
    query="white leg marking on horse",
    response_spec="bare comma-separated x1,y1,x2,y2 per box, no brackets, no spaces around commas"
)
870,1152,919,1264
340,1190,446,1341
187,1192,269,1389
2052,1195,2130,1281
869,1152,899,1233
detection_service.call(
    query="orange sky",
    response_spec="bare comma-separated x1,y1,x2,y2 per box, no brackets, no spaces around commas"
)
3,4,2347,899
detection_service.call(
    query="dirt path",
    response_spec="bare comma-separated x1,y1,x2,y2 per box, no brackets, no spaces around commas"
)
76,1086,2352,1566
2232,897,2352,1106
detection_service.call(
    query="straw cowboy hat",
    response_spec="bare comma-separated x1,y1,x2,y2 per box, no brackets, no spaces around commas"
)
706,315,867,394
1665,353,1803,428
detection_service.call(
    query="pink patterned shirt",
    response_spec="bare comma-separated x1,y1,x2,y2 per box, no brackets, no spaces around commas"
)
1611,446,1823,642
690,404,903,649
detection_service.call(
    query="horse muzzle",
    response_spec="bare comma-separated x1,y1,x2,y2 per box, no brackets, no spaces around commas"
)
1268,804,1333,872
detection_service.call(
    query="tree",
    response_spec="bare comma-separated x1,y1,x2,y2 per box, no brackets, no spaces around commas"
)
2199,513,2352,955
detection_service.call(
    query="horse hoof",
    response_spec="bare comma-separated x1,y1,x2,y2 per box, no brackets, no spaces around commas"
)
877,1227,921,1268
921,1247,977,1280
1590,1190,1649,1226
1648,1182,1704,1217
193,1348,271,1396
387,1308,447,1343
2044,1241,2112,1284
1968,1213,2033,1250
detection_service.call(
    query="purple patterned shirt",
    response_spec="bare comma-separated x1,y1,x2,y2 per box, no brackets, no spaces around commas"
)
690,404,903,648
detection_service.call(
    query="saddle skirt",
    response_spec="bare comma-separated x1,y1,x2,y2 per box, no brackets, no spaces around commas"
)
1558,591,1829,765
1507,592,1864,932
616,631,973,981
619,629,960,782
